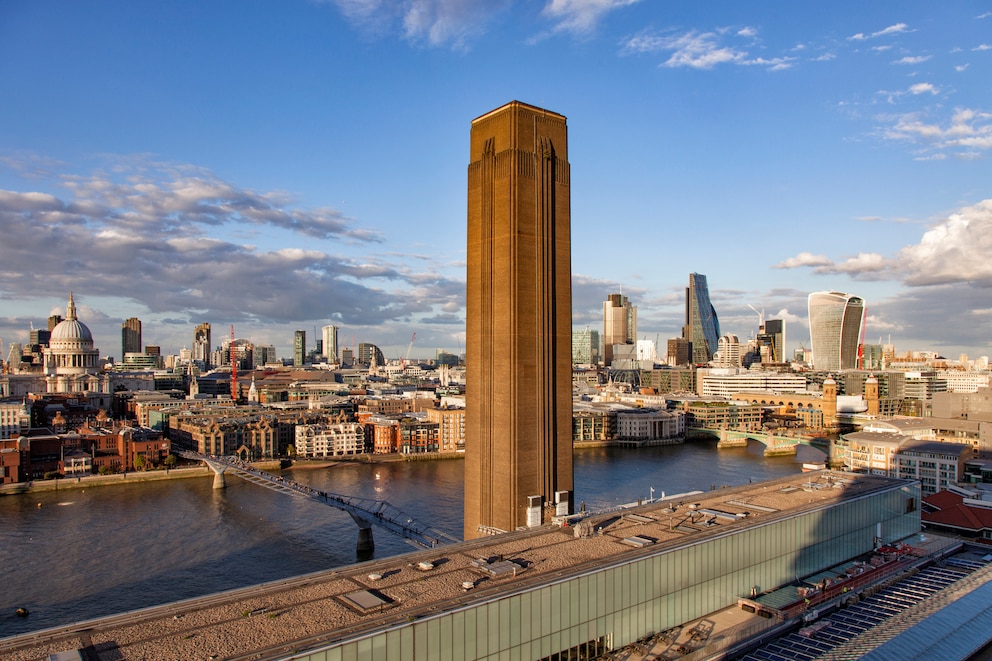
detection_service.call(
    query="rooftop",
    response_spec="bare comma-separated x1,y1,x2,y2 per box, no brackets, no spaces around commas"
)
0,471,909,661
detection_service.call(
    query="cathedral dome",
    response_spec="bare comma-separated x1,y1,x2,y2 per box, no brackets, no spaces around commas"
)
51,318,94,344
50,293,94,346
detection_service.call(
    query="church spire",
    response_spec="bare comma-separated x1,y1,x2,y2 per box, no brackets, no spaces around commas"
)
66,292,77,321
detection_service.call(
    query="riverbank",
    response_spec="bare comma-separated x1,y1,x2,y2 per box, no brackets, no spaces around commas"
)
0,465,214,496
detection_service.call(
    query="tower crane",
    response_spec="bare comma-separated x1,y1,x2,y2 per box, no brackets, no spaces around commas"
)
404,332,416,365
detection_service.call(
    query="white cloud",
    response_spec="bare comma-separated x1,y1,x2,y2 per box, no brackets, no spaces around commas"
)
884,107,992,154
956,63,970,72
326,0,512,49
542,0,640,35
893,55,931,65
974,44,992,51
623,27,790,71
908,82,938,95
898,199,992,286
849,23,910,41
773,252,833,269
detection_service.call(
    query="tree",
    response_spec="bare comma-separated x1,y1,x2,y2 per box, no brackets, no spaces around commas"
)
164,454,177,472
286,444,296,458
134,455,146,471
98,465,112,475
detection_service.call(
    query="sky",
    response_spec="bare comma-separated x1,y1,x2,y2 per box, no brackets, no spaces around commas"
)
1,1,991,363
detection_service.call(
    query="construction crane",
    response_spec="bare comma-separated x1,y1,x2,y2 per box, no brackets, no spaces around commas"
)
0,337,5,374
404,332,416,365
230,324,237,401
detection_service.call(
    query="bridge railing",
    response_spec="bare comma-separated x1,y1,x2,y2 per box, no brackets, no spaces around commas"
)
178,450,458,548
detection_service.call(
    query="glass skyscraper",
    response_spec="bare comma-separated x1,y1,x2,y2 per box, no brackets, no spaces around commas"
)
807,291,866,371
684,273,720,364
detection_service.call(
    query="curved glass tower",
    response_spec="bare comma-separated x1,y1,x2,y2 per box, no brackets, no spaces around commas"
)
808,291,865,371
685,273,721,364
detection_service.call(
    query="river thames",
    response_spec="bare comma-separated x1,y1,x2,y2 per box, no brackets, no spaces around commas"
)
0,441,823,638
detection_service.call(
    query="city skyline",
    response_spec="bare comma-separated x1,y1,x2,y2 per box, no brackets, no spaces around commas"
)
1,2,991,360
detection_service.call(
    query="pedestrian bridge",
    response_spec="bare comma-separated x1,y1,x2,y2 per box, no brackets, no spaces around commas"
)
176,450,459,554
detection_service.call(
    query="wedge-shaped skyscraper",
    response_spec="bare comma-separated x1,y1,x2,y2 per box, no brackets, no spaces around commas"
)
808,291,866,371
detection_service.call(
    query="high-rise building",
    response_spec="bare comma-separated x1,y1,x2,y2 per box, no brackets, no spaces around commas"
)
602,293,637,367
465,101,573,539
293,330,306,367
47,315,63,332
193,323,211,368
808,291,866,371
571,328,600,365
715,334,741,367
758,318,786,363
667,337,692,367
683,273,721,364
122,317,142,359
321,325,339,364
358,342,384,367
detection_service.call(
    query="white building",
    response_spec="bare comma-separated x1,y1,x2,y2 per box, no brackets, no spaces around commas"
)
696,368,807,398
295,423,364,457
615,408,685,441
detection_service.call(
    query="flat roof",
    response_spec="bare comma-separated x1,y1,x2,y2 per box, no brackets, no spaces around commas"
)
0,471,911,661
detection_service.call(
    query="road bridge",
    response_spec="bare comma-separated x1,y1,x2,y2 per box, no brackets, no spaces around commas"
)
177,450,459,554
693,428,829,456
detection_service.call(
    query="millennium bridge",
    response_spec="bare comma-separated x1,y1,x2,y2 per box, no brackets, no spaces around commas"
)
176,450,459,553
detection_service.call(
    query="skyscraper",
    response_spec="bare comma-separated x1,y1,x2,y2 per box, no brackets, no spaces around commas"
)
465,101,573,539
684,273,721,364
602,293,637,367
193,323,211,367
808,291,866,371
321,324,339,363
293,330,306,367
122,317,142,359
571,327,600,365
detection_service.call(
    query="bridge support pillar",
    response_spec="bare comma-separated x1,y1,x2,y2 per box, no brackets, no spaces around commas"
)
204,461,227,489
357,526,374,554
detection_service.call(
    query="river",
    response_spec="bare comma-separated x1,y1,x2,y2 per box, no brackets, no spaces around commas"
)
0,440,822,638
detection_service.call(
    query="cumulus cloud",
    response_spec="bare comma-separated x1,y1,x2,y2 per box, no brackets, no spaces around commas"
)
773,252,833,269
883,107,992,154
909,82,938,95
898,199,992,286
0,156,466,354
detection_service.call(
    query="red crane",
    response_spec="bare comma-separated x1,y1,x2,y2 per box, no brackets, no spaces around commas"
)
230,324,238,401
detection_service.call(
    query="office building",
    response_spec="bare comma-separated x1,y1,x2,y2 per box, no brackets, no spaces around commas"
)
715,333,741,367
667,337,692,367
121,317,142,360
358,342,384,368
602,293,636,366
321,324,339,364
757,318,786,363
293,330,306,367
808,291,866,371
571,327,600,365
683,273,720,364
193,323,211,368
465,101,573,538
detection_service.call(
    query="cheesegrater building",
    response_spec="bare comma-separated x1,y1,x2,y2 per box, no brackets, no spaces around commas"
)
465,101,574,539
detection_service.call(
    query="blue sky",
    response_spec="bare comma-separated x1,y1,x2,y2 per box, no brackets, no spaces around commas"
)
1,1,991,362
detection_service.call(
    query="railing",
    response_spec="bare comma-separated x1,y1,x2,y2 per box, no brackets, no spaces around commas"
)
178,450,458,548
